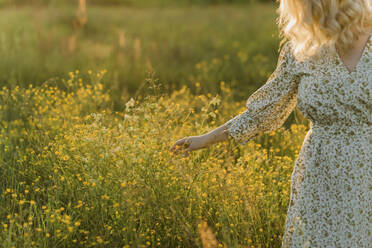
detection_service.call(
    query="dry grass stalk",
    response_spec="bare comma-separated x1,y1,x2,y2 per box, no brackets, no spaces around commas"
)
76,0,88,27
198,221,219,248
134,38,142,60
65,0,88,53
118,30,126,48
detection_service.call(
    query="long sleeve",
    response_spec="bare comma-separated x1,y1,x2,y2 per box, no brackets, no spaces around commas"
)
224,41,302,145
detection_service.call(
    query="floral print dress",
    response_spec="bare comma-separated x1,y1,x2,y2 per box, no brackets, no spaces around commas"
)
224,37,372,248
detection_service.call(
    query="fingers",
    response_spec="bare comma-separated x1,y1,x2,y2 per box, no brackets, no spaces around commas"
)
169,138,184,152
170,137,192,155
183,147,191,157
170,137,189,153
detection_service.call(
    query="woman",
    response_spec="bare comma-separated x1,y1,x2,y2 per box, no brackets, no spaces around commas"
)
170,0,372,247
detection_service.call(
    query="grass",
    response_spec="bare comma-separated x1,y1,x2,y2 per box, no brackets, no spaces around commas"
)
0,71,309,247
2,0,271,7
0,3,280,110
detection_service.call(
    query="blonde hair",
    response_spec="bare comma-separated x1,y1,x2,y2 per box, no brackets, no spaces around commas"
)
277,0,372,61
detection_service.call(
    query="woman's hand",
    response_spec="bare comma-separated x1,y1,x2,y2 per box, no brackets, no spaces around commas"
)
169,135,210,157
169,124,231,157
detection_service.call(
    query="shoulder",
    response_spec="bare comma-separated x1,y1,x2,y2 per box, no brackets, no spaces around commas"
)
278,40,294,59
278,40,303,66
367,35,372,51
277,40,300,72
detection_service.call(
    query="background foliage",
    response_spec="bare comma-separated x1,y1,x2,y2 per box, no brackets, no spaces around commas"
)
0,2,281,110
2,0,276,7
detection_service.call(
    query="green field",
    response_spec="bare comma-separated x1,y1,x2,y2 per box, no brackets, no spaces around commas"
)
0,2,310,248
2,0,273,7
0,3,281,109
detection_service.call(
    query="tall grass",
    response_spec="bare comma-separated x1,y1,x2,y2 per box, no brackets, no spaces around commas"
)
0,3,279,110
2,0,274,7
0,71,309,247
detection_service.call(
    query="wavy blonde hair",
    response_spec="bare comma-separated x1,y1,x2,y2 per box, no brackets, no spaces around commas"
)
277,0,372,61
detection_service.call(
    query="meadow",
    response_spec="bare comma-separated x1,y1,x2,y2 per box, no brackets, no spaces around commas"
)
0,2,310,248
0,2,280,110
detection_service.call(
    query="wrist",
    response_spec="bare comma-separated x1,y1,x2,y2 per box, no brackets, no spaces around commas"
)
200,133,213,148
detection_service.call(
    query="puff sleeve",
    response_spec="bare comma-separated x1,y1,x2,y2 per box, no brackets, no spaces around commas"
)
224,41,301,144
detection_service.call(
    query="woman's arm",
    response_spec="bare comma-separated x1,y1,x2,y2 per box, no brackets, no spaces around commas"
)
205,124,230,145
169,124,230,156
170,41,301,156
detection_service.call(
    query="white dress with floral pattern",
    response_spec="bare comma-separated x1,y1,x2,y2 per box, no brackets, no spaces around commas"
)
224,37,372,248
